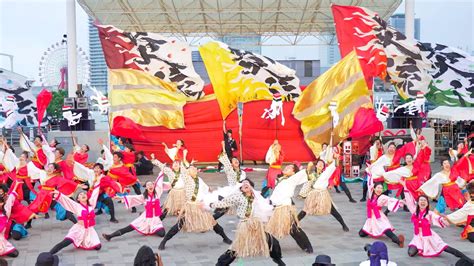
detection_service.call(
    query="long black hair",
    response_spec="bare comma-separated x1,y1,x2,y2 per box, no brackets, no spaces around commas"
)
143,181,154,199
415,195,430,219
371,182,384,200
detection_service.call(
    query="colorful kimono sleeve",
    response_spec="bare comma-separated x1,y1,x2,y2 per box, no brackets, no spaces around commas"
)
429,211,448,228
447,202,474,224
42,144,55,165
419,172,447,199
19,133,34,153
378,195,402,212
265,145,276,165
88,184,101,208
5,192,17,218
383,166,411,184
26,162,46,181
123,195,145,209
73,162,95,184
3,148,19,172
403,188,417,214
55,193,83,216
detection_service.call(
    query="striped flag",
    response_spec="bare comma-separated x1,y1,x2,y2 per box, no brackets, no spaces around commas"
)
292,51,374,155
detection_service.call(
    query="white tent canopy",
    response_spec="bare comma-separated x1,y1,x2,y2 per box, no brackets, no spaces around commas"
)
428,106,474,121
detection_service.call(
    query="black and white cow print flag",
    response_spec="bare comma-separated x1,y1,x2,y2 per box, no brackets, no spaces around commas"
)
96,24,205,100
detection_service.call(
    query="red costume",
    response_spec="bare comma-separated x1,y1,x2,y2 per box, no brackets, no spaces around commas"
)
107,164,137,189
31,148,48,169
56,160,74,181
121,151,137,177
7,165,35,202
73,152,88,165
29,172,79,213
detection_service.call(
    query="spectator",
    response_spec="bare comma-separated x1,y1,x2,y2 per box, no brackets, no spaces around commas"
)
360,241,397,266
312,254,335,266
134,245,163,266
135,151,154,175
35,252,59,266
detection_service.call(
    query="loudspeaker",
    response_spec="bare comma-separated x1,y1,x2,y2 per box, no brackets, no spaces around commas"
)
64,97,75,109
59,119,95,131
76,97,88,109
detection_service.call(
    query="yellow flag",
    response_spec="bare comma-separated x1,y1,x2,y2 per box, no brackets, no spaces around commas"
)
292,51,372,156
109,69,187,129
199,41,300,118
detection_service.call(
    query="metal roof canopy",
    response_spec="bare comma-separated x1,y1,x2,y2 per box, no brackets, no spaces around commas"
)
78,0,401,45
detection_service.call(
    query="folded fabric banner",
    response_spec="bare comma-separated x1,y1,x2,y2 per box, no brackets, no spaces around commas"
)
109,69,187,129
199,41,301,119
97,24,204,100
292,51,373,156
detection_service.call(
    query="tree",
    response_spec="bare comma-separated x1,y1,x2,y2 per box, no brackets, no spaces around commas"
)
47,90,67,119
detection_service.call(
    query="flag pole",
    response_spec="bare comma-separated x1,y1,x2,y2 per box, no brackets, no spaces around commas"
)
237,102,244,164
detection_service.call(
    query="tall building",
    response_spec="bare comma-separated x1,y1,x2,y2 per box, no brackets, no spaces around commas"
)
88,18,108,93
389,14,421,40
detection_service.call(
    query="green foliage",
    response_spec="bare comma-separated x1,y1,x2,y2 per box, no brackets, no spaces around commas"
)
47,90,68,119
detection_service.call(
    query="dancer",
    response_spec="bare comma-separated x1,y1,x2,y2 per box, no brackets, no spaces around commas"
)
102,173,167,241
359,182,405,248
49,181,102,254
73,161,120,223
158,166,232,250
151,155,186,221
297,155,350,232
163,140,189,167
211,179,285,266
261,140,284,197
366,142,397,187
446,182,474,242
27,163,80,218
217,120,237,172
403,186,473,261
71,133,89,165
18,128,51,169
382,153,417,198
2,143,35,204
106,152,137,192
0,182,22,257
122,144,142,196
361,139,384,202
267,162,313,253
419,158,465,212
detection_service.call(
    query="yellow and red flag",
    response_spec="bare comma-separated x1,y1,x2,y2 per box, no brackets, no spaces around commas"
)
292,51,379,156
109,69,187,129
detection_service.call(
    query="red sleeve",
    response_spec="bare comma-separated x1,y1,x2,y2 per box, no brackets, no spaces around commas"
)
37,149,48,166
74,152,89,164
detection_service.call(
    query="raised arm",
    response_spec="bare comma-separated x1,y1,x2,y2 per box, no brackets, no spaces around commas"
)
313,162,337,189
210,192,240,210
88,182,101,208
42,142,55,165
3,148,20,171
53,191,83,215
73,161,95,184
218,152,237,186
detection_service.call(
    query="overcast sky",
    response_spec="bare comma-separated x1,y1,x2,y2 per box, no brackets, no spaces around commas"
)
0,0,473,83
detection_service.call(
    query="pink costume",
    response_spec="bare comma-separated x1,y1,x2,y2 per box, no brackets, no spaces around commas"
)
122,173,167,235
0,192,17,256
54,184,101,250
362,194,402,237
404,191,448,257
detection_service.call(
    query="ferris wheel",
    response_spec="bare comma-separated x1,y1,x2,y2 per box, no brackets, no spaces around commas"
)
38,35,90,88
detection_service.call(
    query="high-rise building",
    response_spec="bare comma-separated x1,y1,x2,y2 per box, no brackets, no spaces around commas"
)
88,18,108,93
388,14,421,40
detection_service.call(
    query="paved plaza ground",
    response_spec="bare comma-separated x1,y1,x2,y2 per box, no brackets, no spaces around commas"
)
4,163,473,266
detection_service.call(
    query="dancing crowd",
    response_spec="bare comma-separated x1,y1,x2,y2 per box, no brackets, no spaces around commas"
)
0,124,472,266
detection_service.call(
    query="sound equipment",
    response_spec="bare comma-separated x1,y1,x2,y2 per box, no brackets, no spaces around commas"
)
59,119,95,131
63,97,75,109
76,97,88,109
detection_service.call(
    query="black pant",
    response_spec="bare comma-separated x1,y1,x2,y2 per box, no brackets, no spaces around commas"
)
132,183,141,195
408,245,472,261
6,250,18,257
108,225,165,239
289,223,312,251
359,229,400,245
361,182,368,200
97,193,117,220
216,233,282,265
50,238,101,254
297,204,348,229
468,232,474,243
161,217,229,245
22,183,32,204
213,208,229,220
339,182,355,201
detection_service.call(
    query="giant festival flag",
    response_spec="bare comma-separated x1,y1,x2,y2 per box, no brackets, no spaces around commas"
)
292,51,377,156
108,69,187,129
331,5,474,107
96,24,205,100
199,41,301,119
